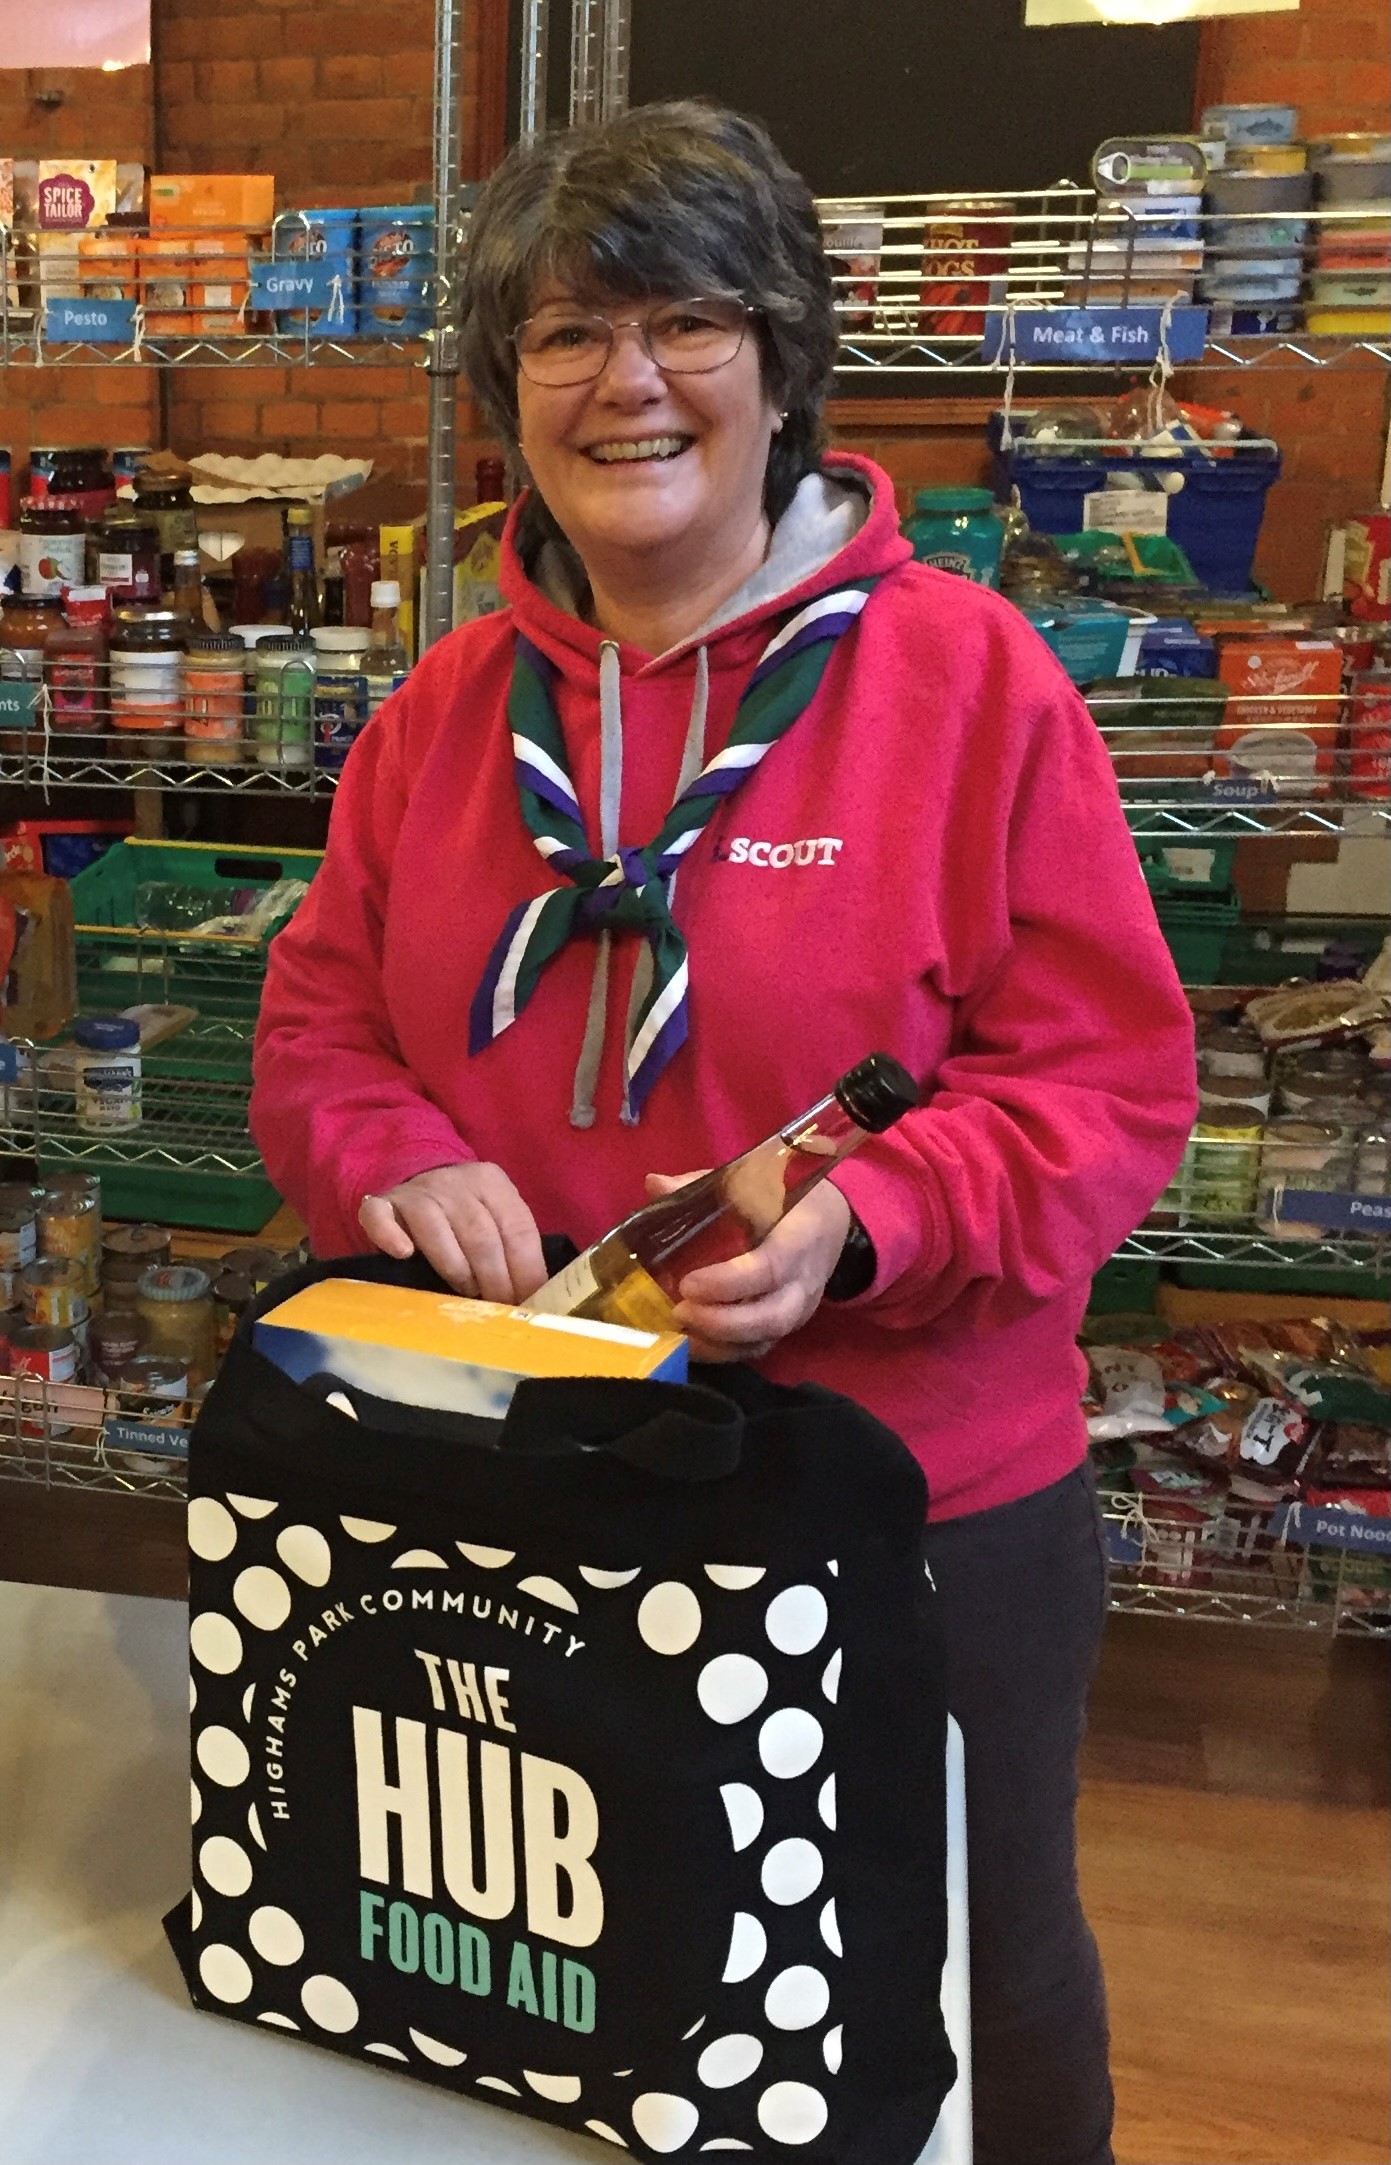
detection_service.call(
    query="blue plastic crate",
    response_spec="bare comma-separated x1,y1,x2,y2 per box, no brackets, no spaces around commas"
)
988,414,1281,595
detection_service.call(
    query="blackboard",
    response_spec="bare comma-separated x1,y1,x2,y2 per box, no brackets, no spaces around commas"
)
510,0,1201,199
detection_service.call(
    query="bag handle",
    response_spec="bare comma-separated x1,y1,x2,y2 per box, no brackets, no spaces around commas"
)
498,1375,745,1480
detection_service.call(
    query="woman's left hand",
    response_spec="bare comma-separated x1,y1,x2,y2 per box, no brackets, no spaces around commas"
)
643,1172,852,1363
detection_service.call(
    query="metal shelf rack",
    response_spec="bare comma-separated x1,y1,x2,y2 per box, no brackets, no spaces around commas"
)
0,738,340,799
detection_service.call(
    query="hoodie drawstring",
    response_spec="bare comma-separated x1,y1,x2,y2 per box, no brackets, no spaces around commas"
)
569,642,710,1128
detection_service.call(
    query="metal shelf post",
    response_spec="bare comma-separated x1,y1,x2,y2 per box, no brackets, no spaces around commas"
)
422,0,466,654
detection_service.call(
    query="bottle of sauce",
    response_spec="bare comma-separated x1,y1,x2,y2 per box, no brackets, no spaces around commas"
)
361,580,409,716
476,453,507,504
43,586,110,740
93,503,162,606
170,547,205,630
524,1053,919,1330
134,464,198,593
285,504,319,634
1,594,64,747
320,544,346,627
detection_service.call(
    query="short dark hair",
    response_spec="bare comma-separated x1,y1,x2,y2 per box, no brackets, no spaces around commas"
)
460,100,839,523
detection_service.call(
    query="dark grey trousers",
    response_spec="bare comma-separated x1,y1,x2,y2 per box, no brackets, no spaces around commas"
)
922,1463,1116,2165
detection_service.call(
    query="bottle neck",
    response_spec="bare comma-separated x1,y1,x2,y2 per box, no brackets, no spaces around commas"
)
369,606,399,645
774,1090,869,1194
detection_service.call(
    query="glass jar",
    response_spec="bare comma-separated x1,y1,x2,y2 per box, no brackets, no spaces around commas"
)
47,447,116,526
1187,1111,1264,1221
133,466,198,589
73,1014,142,1130
43,586,109,737
902,487,1006,588
254,634,315,767
110,606,186,754
184,631,246,765
310,625,370,771
38,1174,103,1296
1257,1118,1351,1239
136,1263,215,1387
1198,1074,1273,1122
17,497,86,600
1,594,63,745
1197,1025,1268,1083
93,503,162,605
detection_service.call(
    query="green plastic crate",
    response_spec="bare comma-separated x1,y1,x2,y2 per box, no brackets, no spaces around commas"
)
1219,913,1387,987
1136,838,1239,896
1155,891,1243,984
59,840,321,1233
1089,1259,1161,1314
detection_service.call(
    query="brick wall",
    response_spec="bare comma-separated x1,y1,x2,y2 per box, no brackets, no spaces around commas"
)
3,0,1387,590
0,62,159,471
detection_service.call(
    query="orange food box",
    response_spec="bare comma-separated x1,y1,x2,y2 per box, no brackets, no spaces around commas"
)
149,174,275,230
1214,635,1343,796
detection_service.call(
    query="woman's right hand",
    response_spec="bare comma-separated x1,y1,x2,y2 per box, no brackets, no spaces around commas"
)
358,1164,548,1303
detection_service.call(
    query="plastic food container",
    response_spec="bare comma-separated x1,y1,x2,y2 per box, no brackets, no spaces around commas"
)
902,487,1004,587
1201,105,1299,147
73,1013,142,1130
309,625,371,770
184,631,246,765
253,634,314,767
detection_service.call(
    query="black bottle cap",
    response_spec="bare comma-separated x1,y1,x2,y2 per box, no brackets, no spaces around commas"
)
834,1052,919,1134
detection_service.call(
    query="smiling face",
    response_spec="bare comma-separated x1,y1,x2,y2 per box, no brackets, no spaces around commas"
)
515,282,781,597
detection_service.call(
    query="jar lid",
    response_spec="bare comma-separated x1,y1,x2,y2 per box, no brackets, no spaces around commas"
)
74,1014,140,1051
256,633,315,654
370,580,402,608
116,1353,189,1388
311,627,371,654
138,1264,213,1302
913,486,997,513
187,630,246,653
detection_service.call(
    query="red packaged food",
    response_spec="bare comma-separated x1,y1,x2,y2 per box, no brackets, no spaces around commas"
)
1343,508,1390,625
919,199,1013,340
1345,670,1391,800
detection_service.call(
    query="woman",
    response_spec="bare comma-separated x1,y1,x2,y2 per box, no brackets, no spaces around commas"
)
252,100,1195,2165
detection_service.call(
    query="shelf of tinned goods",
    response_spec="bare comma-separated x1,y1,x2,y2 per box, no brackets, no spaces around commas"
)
817,185,1391,379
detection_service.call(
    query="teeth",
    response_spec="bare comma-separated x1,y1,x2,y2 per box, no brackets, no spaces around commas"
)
587,436,689,463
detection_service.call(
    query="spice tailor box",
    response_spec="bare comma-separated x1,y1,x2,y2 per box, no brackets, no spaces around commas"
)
1214,632,1343,794
254,1278,688,1418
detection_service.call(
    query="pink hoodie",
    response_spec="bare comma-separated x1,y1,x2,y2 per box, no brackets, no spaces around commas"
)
252,453,1195,1519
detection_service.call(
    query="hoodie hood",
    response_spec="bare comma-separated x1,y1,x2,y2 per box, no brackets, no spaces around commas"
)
498,450,913,678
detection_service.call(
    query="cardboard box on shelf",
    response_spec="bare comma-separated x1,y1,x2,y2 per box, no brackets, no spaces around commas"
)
149,174,274,231
35,160,118,231
1215,635,1343,795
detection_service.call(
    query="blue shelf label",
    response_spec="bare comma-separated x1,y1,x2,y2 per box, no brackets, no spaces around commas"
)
250,261,341,312
44,296,136,345
982,306,1210,365
1264,1187,1391,1234
1104,1520,1144,1567
1272,1502,1391,1553
0,681,37,729
102,1415,189,1462
1207,777,1279,805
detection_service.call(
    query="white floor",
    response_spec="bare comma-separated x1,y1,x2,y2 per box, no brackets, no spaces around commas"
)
0,1579,969,2163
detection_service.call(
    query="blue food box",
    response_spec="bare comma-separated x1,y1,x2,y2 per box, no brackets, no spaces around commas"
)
1138,619,1217,678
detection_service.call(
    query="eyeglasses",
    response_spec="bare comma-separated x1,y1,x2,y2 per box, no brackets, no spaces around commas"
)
513,295,751,387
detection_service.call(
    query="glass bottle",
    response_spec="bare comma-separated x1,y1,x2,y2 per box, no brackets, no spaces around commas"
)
170,547,204,628
362,579,409,716
524,1053,919,1331
285,504,319,635
475,453,506,504
320,544,346,627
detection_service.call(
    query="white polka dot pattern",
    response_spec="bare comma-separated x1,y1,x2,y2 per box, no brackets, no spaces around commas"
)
757,1708,823,1780
226,1494,276,1519
257,2012,299,2030
410,2028,466,2066
817,1775,836,1831
195,1726,250,1787
456,1542,514,1567
188,1497,237,1562
819,1899,842,1958
764,1586,827,1657
757,2081,828,2144
391,1549,448,1568
300,1974,358,2032
524,2071,582,2102
232,1565,291,1631
697,1654,768,1725
579,1565,640,1588
276,1523,332,1586
198,1944,252,2004
822,2026,842,2075
247,1803,266,1851
516,1573,578,1611
585,2122,628,2146
719,1782,764,1852
764,1968,829,2032
340,1516,395,1541
249,1906,304,1966
722,1911,768,1985
198,1835,252,1897
760,1839,823,1906
698,2033,764,2088
704,1565,765,1590
638,1581,702,1656
189,1611,242,1675
632,2093,700,2151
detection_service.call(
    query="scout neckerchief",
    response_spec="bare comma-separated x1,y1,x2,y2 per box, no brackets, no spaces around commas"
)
468,580,877,1115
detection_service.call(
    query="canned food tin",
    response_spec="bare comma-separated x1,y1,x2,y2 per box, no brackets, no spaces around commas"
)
101,1222,172,1301
39,1177,102,1296
115,1352,189,1404
20,1258,90,1331
213,1269,256,1360
88,1305,144,1382
0,1201,38,1273
219,1244,286,1290
9,1323,79,1382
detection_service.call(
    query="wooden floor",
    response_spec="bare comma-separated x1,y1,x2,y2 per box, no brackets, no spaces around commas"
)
1,1484,1387,2165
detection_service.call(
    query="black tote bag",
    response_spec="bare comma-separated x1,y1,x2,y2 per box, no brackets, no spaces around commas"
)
165,1252,955,2163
